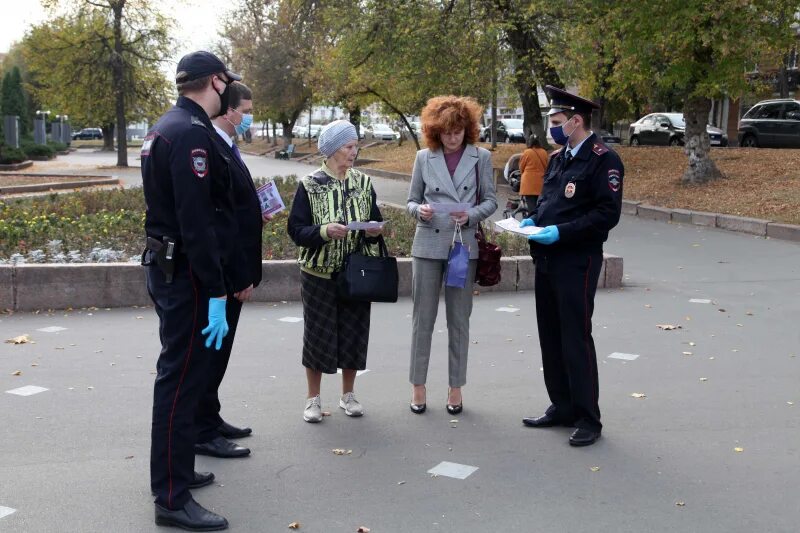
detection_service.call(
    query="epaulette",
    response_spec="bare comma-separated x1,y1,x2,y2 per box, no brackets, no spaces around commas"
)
191,115,207,128
592,143,608,156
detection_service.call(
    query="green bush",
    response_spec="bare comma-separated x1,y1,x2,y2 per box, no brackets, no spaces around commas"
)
0,145,28,164
48,141,69,152
22,143,55,158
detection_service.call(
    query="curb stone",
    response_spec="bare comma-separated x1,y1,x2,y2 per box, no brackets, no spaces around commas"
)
0,253,623,311
766,223,800,242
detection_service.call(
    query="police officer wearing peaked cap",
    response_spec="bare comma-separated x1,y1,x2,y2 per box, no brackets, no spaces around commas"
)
520,85,624,447
141,50,242,531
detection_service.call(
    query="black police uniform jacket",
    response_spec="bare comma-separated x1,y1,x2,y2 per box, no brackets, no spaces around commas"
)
214,134,263,292
141,96,237,297
529,133,623,256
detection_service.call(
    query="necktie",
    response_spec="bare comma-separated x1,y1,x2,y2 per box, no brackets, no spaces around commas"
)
231,142,244,166
564,149,573,163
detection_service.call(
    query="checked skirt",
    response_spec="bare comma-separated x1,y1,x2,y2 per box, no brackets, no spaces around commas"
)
300,272,371,373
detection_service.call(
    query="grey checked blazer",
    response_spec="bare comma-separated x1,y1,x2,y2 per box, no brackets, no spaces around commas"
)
407,144,498,260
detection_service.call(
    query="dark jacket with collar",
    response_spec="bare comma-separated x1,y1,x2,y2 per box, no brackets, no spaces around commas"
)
529,132,624,256
214,132,264,292
141,96,237,297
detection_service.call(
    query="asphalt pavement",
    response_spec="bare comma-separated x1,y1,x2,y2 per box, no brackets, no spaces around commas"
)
1,149,799,532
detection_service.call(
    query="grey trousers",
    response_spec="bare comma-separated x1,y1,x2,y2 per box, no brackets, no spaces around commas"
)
409,257,477,388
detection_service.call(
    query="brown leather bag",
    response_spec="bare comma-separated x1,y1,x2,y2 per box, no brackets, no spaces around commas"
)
473,162,502,286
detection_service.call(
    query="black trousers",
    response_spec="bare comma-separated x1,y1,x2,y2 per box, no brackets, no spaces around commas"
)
195,297,243,443
146,261,214,510
534,251,603,432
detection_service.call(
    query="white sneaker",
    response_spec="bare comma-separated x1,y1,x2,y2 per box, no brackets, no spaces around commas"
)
303,395,322,423
339,392,364,417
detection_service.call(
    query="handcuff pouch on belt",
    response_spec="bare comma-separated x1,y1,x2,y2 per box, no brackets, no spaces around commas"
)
143,236,177,283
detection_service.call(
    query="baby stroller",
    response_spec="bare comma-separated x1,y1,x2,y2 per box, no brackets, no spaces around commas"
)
501,153,529,220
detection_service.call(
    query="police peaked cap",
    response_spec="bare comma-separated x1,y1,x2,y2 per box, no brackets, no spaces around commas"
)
545,85,599,116
175,51,242,84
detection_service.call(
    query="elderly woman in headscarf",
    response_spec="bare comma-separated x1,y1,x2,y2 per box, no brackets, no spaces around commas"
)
287,120,384,423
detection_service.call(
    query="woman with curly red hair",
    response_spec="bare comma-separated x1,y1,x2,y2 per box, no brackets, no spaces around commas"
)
406,95,497,415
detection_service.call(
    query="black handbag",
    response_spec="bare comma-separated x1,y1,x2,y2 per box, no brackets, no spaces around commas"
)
337,234,399,303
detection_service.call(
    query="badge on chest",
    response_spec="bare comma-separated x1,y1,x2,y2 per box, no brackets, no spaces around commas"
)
564,181,576,198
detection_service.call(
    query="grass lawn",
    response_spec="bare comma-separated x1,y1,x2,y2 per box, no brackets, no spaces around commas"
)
358,143,800,225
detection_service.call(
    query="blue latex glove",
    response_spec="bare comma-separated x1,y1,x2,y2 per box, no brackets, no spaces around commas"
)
201,297,229,350
519,217,535,228
527,225,560,245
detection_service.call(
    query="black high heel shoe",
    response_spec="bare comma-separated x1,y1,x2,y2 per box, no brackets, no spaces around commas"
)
410,386,426,414
446,388,462,415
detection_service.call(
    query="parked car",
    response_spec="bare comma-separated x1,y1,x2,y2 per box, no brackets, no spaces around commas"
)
72,127,103,140
366,123,400,141
480,119,525,143
629,113,727,147
737,99,800,148
598,130,622,144
292,124,323,139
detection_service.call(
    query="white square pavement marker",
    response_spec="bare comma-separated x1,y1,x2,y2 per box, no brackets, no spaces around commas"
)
6,385,49,396
608,352,640,361
689,299,712,304
0,506,16,519
495,307,520,313
278,317,303,323
428,461,479,480
37,326,67,333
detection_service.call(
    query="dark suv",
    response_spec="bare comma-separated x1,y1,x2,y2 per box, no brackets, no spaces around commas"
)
738,99,800,148
72,128,103,140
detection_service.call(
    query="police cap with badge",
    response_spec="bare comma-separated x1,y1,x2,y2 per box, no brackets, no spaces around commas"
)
545,85,600,117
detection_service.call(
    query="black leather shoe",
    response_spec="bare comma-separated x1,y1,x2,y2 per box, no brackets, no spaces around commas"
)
522,414,574,428
217,421,252,439
446,403,463,415
152,472,216,495
569,428,601,447
155,498,228,531
189,471,215,489
194,436,250,458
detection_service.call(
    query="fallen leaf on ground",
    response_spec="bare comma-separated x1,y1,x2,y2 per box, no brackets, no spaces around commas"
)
656,324,681,330
718,308,726,312
699,377,708,382
288,522,300,529
590,466,600,472
630,393,647,399
322,411,331,417
11,370,22,376
689,342,696,346
31,363,39,367
787,401,794,406
397,481,406,485
357,527,371,533
644,304,652,308
682,351,693,356
734,447,744,452
125,455,134,459
746,311,753,316
332,449,352,455
676,501,686,507
5,334,30,344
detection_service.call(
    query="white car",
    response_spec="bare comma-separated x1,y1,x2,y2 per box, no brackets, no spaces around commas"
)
367,124,400,141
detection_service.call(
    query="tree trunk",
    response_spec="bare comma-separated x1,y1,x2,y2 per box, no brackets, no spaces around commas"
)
111,1,128,167
101,123,115,151
682,96,722,184
281,120,294,147
348,104,361,140
272,122,278,147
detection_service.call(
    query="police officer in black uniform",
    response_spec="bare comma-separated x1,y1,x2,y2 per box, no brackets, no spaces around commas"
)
142,51,241,530
192,81,265,459
521,86,623,447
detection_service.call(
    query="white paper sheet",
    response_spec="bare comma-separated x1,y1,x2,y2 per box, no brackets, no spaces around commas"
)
494,217,544,236
37,326,67,333
6,385,49,396
427,461,479,480
346,221,386,231
429,202,471,214
256,180,286,216
608,352,640,361
0,506,16,519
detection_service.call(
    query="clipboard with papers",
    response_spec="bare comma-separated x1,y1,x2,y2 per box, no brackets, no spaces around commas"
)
493,217,544,236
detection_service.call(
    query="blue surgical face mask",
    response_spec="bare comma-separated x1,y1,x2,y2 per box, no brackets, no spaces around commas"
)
549,116,575,146
235,113,253,136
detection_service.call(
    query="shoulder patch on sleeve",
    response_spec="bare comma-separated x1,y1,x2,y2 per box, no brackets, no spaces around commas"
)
592,143,609,156
190,148,209,178
607,168,621,192
140,132,156,157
